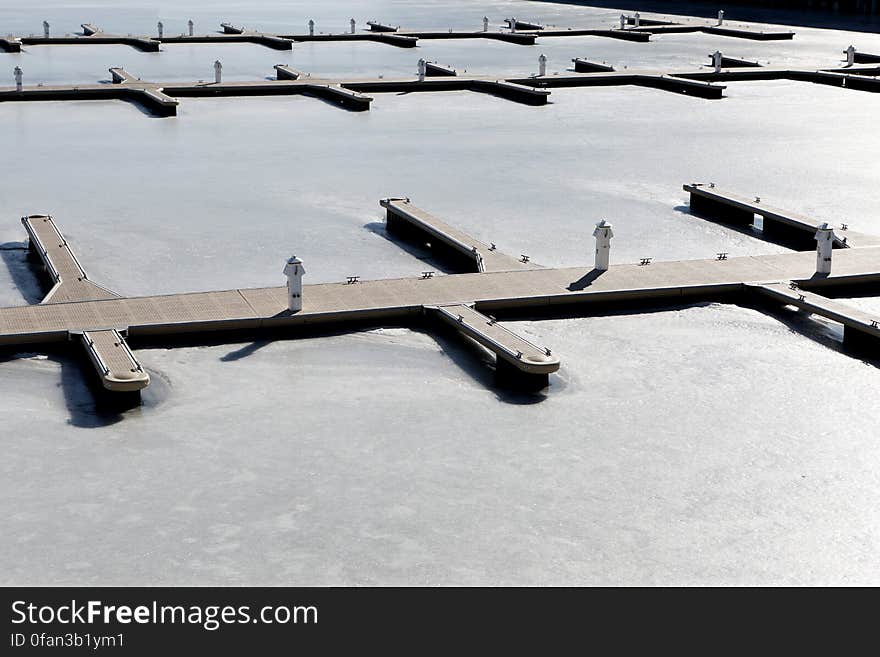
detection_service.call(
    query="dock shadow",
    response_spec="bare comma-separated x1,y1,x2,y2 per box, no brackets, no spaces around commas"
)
567,268,604,291
419,326,552,405
740,299,880,369
363,221,457,273
0,241,45,304
126,100,172,118
0,345,166,428
220,339,272,361
674,205,816,251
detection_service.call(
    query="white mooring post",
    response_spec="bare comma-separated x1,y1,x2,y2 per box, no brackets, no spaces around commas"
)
538,53,547,76
846,44,856,66
14,66,22,91
634,12,640,28
308,19,315,36
815,223,834,274
188,19,194,36
284,256,305,312
417,58,426,81
43,21,50,38
350,18,356,34
593,220,614,271
620,14,626,30
718,9,725,25
214,59,222,83
483,16,489,32
510,17,517,33
712,50,723,73
157,21,163,38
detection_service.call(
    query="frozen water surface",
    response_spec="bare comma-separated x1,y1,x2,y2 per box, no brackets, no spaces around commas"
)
0,0,878,585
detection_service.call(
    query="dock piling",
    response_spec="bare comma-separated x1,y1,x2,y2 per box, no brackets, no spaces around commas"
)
718,10,725,26
593,220,614,271
43,21,49,38
188,19,194,37
284,256,305,312
483,16,489,32
308,19,314,36
157,21,163,39
846,45,856,66
713,50,723,73
418,58,426,81
815,223,834,274
620,14,626,30
634,12,641,28
214,59,222,84
14,66,22,91
538,53,547,77
350,18,356,34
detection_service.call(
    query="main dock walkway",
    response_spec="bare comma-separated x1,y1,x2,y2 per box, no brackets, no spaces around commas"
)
0,14,797,54
6,56,880,117
2,186,878,395
1,240,878,347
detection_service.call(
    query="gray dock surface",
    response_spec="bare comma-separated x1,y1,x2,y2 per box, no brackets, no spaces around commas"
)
428,303,560,376
79,328,150,392
3,246,880,347
21,215,119,304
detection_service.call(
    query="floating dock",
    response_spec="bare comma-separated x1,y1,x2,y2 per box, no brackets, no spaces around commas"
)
427,304,559,388
0,37,22,52
21,215,119,303
1,187,878,398
381,198,539,273
0,14,800,54
504,19,545,31
6,57,880,116
683,183,880,249
625,13,795,40
749,282,880,352
20,215,147,392
522,69,726,99
4,245,878,349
